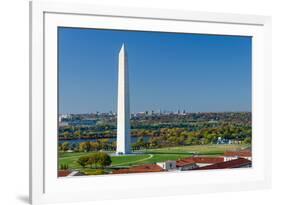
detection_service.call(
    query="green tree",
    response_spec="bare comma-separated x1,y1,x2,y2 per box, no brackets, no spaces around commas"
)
243,137,251,144
204,133,217,144
79,141,91,152
136,137,146,149
61,142,70,152
87,154,99,168
77,156,89,168
97,152,112,168
131,143,138,151
149,137,160,148
99,139,110,150
60,163,69,170
74,130,81,138
90,142,100,151
63,132,70,139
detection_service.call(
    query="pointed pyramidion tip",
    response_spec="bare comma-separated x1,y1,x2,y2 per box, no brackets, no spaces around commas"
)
120,43,126,53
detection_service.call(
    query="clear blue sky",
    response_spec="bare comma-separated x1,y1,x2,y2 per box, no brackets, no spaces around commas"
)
59,27,251,114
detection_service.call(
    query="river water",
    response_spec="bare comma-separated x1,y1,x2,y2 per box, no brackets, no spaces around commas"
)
59,136,151,144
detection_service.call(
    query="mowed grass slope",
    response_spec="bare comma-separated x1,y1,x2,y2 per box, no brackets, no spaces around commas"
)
144,144,248,155
59,153,151,169
59,144,248,170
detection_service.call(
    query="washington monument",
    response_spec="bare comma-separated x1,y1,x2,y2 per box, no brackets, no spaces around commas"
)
116,44,131,154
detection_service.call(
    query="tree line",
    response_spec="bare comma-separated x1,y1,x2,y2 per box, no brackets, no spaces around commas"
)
59,112,251,141
59,124,251,152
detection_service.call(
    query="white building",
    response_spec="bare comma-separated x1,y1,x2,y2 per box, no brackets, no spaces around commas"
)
116,44,131,154
224,151,252,161
157,161,177,171
177,162,198,171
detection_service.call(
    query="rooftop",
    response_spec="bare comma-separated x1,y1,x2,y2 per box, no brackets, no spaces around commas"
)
193,158,252,170
58,170,72,177
112,164,164,174
176,158,196,167
224,150,252,157
176,157,224,167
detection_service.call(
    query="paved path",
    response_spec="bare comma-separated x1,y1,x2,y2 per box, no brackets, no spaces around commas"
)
67,171,79,177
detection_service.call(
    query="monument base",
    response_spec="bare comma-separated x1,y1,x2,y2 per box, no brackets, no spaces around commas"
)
111,152,141,157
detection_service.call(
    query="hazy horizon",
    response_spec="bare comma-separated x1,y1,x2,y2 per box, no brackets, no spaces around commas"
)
59,110,252,115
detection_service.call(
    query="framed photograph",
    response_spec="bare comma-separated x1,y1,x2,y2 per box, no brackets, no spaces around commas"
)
30,1,272,204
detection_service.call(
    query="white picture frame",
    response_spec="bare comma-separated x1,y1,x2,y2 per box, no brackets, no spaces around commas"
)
30,1,272,204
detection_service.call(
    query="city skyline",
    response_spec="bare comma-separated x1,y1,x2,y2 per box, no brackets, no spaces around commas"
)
59,110,251,115
59,28,252,114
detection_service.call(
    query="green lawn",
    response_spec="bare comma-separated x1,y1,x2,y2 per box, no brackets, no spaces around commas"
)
59,153,152,169
59,144,248,172
144,144,248,155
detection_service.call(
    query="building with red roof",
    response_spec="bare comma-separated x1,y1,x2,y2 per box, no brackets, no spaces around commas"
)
157,161,177,170
175,156,225,170
193,158,252,170
224,150,252,161
112,164,164,174
191,157,224,166
58,170,72,177
176,158,198,170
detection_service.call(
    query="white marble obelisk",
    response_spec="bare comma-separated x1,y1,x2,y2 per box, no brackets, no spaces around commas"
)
116,44,131,154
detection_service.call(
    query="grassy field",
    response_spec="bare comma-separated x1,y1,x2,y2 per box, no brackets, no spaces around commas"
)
59,144,248,171
144,144,247,155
